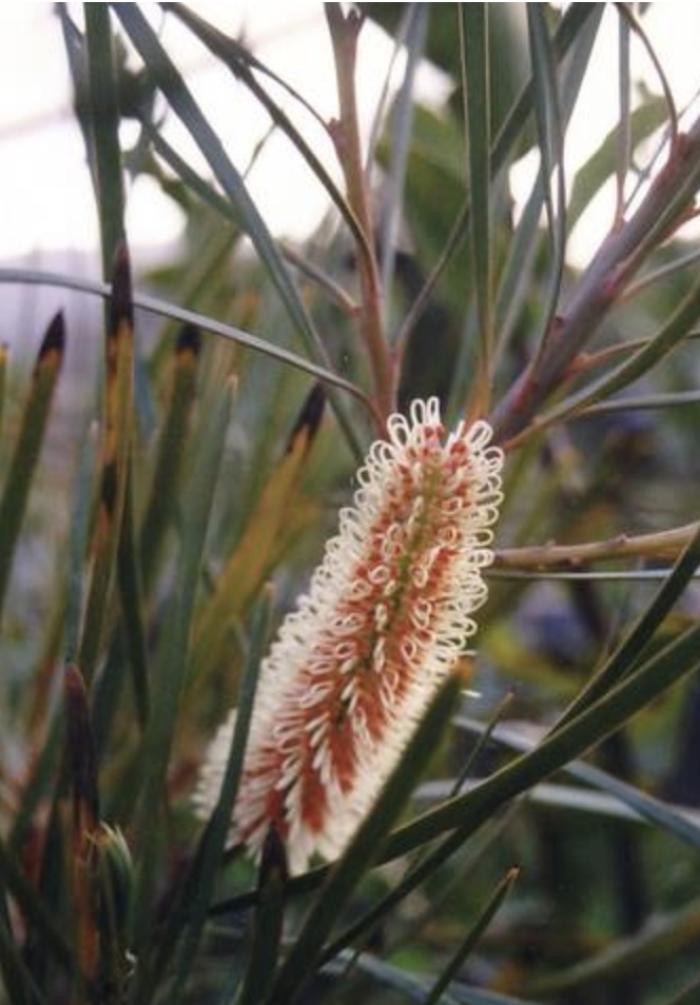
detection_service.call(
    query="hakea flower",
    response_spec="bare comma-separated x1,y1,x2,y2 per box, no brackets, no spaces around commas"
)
193,398,504,874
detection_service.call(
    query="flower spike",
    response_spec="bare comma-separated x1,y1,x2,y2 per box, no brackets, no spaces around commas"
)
194,398,504,874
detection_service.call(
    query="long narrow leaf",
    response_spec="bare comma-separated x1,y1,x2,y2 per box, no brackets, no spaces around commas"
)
494,8,603,350
140,324,201,594
111,4,365,458
525,894,700,996
424,868,519,1005
84,5,125,274
115,469,149,727
0,268,372,416
219,619,700,916
234,826,288,1005
522,266,700,441
456,718,700,850
322,950,459,1005
189,410,318,683
265,675,462,1004
0,313,65,618
0,836,75,977
78,248,133,687
382,622,700,861
129,379,235,962
555,518,700,729
582,389,700,413
526,5,567,360
166,592,273,1005
395,2,598,350
164,4,372,265
459,4,492,398
379,4,427,320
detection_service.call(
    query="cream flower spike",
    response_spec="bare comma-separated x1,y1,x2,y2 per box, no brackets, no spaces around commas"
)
193,398,504,875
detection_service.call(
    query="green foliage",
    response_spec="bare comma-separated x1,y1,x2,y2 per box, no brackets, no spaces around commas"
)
1,5,700,1005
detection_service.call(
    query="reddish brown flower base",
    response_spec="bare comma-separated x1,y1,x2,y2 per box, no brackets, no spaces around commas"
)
194,399,503,874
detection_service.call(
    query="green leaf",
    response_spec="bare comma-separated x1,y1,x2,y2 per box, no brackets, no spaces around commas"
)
456,718,700,851
568,95,666,230
0,313,65,619
491,3,596,168
0,269,371,417
234,825,289,1005
322,950,539,1005
582,389,700,413
129,378,235,961
64,422,99,664
9,714,64,856
140,324,201,595
494,8,602,348
111,4,365,461
189,419,315,683
524,894,700,997
264,675,462,1005
322,949,459,1004
615,11,632,220
165,592,273,1005
425,867,519,1005
379,4,427,321
554,513,700,729
383,621,700,861
114,470,149,727
84,5,125,276
525,5,566,356
460,4,493,391
666,973,700,1005
224,618,700,918
78,248,134,688
395,2,599,350
0,835,75,979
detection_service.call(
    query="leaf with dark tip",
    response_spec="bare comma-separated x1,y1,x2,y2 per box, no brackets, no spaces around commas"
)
0,312,65,618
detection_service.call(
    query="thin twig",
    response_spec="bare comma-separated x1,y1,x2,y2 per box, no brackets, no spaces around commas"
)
487,569,700,582
280,244,360,317
495,523,699,571
491,111,700,444
581,388,700,414
622,248,700,302
566,329,700,376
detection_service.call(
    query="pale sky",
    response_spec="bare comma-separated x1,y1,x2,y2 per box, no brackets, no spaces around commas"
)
1,2,700,274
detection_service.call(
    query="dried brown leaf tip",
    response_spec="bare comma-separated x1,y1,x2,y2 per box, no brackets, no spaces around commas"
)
286,383,326,454
35,311,65,372
175,322,202,359
108,240,133,349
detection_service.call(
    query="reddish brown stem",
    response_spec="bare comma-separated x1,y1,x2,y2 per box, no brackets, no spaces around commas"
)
326,4,395,424
491,117,700,445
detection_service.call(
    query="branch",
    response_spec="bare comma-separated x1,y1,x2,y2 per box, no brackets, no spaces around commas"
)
495,522,699,570
491,114,700,444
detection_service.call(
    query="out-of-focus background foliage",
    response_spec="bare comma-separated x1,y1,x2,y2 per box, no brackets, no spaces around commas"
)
1,4,700,1004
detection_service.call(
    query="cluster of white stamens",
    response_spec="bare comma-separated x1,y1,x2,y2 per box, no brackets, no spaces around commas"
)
193,398,504,874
